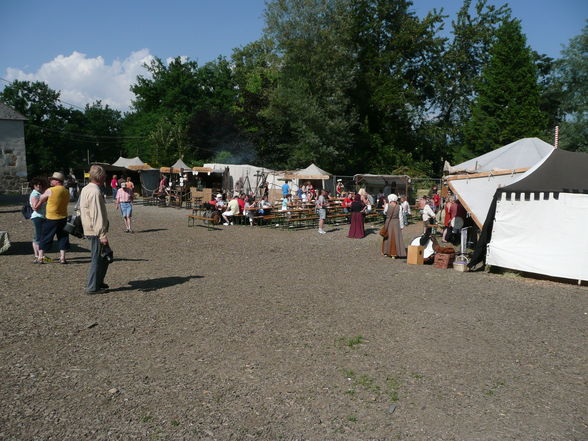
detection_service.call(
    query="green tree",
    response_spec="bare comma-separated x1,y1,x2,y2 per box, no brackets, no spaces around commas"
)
262,0,359,172
463,19,547,157
436,0,511,159
126,56,240,163
557,21,588,152
146,114,190,167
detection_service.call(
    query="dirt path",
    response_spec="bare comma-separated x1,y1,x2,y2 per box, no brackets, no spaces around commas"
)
1,201,586,440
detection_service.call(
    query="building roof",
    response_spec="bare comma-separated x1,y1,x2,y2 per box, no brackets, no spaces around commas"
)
0,102,27,121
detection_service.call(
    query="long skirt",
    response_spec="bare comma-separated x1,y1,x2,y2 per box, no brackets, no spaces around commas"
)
381,217,406,257
347,212,365,238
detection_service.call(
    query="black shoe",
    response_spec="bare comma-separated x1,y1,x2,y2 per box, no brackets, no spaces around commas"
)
85,288,105,295
99,283,109,289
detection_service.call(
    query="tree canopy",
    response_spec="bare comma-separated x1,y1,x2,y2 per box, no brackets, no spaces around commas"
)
2,1,583,178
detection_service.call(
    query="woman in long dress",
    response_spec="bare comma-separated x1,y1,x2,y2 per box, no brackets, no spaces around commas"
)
347,194,365,238
381,194,406,258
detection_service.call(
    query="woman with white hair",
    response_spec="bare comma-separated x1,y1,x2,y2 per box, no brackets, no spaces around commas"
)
381,194,406,259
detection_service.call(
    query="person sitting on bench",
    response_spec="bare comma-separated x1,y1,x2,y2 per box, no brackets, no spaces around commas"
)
222,193,240,226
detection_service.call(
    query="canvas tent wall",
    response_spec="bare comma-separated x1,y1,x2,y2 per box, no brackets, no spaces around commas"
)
470,148,588,282
203,163,283,195
447,138,554,228
354,174,410,198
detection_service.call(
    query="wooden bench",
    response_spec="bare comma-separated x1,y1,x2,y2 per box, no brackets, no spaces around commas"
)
252,214,280,226
187,214,217,230
327,213,349,224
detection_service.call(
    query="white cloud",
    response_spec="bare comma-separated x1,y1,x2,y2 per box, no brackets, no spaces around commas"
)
4,49,155,112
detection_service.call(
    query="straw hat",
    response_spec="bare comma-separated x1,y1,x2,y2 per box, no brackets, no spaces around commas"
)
50,172,65,182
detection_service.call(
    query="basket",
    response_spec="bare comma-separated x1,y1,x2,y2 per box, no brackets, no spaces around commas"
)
453,262,469,272
453,255,470,272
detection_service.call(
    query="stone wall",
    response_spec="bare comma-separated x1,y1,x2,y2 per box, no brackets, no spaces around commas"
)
0,120,28,193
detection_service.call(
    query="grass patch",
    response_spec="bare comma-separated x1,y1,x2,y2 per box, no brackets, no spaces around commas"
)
141,414,153,423
347,416,358,423
337,335,366,349
386,376,401,402
170,420,180,426
484,381,506,396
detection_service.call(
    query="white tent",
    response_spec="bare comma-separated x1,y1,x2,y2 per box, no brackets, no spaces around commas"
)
447,138,554,228
283,163,333,192
203,163,284,193
444,138,554,174
112,156,146,168
472,148,588,282
172,158,190,170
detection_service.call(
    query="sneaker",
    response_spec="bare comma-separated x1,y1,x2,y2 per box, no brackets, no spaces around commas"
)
223,222,229,226
319,229,326,234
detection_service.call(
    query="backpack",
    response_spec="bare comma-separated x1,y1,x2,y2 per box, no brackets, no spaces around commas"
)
21,198,33,219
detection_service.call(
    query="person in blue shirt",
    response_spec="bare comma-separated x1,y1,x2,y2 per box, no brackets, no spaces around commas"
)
282,181,290,198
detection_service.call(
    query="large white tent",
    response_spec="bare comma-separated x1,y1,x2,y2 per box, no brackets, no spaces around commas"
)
447,138,554,228
203,163,285,193
112,156,146,168
471,148,588,282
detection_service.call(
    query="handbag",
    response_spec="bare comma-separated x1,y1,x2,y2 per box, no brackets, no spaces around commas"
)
63,200,84,238
64,214,84,238
379,225,388,238
21,199,33,219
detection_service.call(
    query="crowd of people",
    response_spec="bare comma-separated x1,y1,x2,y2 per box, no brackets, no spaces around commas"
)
26,165,122,294
26,168,466,292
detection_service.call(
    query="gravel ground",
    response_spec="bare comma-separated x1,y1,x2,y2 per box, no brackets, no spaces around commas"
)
1,199,587,441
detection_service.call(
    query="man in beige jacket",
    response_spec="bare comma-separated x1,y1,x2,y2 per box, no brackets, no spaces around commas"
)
79,165,110,294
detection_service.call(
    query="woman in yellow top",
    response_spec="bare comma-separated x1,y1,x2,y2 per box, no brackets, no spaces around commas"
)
34,172,70,264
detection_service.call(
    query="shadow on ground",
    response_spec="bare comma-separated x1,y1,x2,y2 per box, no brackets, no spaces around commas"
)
3,241,89,256
104,275,203,294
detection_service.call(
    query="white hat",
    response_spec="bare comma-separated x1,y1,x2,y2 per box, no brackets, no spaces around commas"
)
50,172,65,182
387,193,398,203
216,194,222,199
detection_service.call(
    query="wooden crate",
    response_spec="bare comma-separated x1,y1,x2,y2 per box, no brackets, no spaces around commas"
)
407,245,424,265
433,252,455,269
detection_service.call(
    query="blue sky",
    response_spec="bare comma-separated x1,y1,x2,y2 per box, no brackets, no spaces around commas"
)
1,0,585,111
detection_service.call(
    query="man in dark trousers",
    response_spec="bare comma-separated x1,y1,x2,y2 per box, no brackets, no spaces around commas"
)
79,165,111,294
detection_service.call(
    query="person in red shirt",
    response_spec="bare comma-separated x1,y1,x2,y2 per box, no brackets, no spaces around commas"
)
110,175,118,200
342,192,353,214
237,193,245,213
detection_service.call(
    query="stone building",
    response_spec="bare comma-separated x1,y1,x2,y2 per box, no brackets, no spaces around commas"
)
0,102,28,193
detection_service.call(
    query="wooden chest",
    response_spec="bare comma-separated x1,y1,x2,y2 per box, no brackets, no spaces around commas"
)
433,252,455,269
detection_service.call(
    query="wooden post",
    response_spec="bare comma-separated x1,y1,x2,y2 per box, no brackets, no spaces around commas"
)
554,126,559,148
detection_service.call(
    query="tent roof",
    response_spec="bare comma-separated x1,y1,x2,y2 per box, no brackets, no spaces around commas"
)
284,163,331,180
500,148,588,194
445,138,554,174
298,163,331,176
172,158,190,170
112,156,145,167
